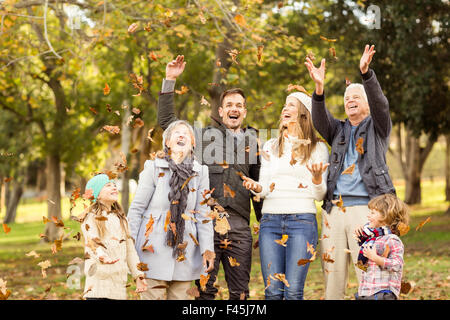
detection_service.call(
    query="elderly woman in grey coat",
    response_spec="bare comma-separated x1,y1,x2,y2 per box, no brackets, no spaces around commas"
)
128,120,215,300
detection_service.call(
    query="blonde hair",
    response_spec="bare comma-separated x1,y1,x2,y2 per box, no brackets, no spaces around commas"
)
84,201,131,239
272,99,319,164
368,194,410,236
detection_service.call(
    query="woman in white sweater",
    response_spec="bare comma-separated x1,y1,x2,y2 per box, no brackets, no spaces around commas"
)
242,91,329,300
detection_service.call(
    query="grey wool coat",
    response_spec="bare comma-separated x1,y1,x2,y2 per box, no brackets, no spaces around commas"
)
127,157,214,281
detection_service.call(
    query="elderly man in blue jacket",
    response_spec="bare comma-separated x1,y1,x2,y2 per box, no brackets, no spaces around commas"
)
305,45,396,300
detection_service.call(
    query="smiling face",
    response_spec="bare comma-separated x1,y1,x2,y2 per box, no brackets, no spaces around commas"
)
344,86,370,126
97,182,118,205
367,208,386,229
219,93,247,131
281,96,300,128
165,123,194,160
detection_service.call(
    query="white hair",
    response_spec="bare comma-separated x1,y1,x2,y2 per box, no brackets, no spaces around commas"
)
162,120,196,150
344,83,368,104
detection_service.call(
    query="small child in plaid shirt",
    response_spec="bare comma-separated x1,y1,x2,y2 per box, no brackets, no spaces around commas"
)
354,193,410,300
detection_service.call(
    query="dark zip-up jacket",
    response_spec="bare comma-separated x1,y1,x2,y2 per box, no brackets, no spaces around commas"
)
312,69,396,213
158,91,263,222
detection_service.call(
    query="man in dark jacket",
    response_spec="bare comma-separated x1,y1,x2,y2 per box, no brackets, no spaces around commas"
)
305,45,396,299
158,55,262,300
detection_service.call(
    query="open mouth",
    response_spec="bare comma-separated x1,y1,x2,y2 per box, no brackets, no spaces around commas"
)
348,104,358,110
176,141,186,146
228,114,239,120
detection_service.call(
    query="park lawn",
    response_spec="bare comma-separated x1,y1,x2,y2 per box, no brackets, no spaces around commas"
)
0,179,448,300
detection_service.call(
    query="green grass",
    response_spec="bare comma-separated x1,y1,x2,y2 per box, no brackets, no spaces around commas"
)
0,179,449,300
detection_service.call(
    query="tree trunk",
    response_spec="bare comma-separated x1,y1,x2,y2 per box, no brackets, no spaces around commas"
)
121,101,131,213
445,134,450,202
43,154,63,241
3,179,23,224
403,130,437,205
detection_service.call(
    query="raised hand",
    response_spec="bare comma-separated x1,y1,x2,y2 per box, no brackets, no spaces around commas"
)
242,176,262,193
306,162,330,185
360,44,376,74
304,57,326,95
165,55,186,81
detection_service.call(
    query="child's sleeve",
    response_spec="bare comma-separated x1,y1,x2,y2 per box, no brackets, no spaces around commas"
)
382,237,404,272
125,237,145,280
81,213,111,263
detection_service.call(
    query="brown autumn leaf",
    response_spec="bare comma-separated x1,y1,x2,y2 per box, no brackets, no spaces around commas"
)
233,14,246,27
323,214,330,229
181,213,198,223
199,274,210,291
322,252,335,263
73,232,81,241
186,287,200,298
286,84,312,97
400,281,415,295
25,250,40,258
164,211,171,233
145,215,154,238
169,222,177,237
341,163,355,175
226,49,240,65
381,244,390,258
38,260,51,278
219,239,232,249
89,107,98,115
306,50,316,61
345,77,352,87
137,262,149,272
397,222,410,236
298,183,308,189
252,223,260,235
257,45,264,63
228,256,240,267
132,107,141,115
356,137,364,155
127,22,139,33
3,177,13,183
189,233,199,246
181,175,196,190
272,273,290,287
416,217,431,231
223,183,236,198
149,51,158,62
158,172,165,178
331,194,346,213
102,125,120,134
103,83,110,95
320,35,337,42
329,47,338,60
2,223,11,234
214,217,231,235
269,182,275,192
274,234,288,247
175,85,189,95
142,244,154,253
257,101,274,111
133,118,144,129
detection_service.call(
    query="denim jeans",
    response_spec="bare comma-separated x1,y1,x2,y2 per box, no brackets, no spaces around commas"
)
259,213,318,300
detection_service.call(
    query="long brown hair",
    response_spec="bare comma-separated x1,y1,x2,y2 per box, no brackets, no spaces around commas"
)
82,201,131,239
272,99,319,164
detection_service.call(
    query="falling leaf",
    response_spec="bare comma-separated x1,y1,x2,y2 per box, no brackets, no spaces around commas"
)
175,85,189,95
298,183,308,189
257,45,264,63
306,241,315,255
400,281,415,295
274,234,288,247
149,51,158,61
223,183,236,198
214,217,231,235
416,217,431,231
199,274,210,291
219,239,232,249
147,128,154,142
218,161,229,169
322,252,335,263
133,118,144,129
189,233,199,246
345,77,352,87
127,22,139,33
226,49,240,65
381,244,390,258
73,232,81,241
306,51,316,61
356,137,364,155
181,213,198,223
329,47,338,60
200,96,210,106
89,107,98,115
26,250,40,258
145,215,154,238
68,257,84,265
228,256,240,267
397,222,410,236
198,11,207,24
343,248,352,254
341,163,355,175
319,234,329,241
158,172,165,178
137,262,149,272
252,223,260,235
257,101,273,111
38,260,51,278
181,175,196,190
164,211,171,233
142,244,154,253
3,177,13,183
102,125,120,134
233,14,246,27
0,278,11,300
2,223,11,234
331,194,346,213
286,84,311,96
269,182,275,192
132,107,141,115
273,273,290,287
320,35,337,42
103,83,110,95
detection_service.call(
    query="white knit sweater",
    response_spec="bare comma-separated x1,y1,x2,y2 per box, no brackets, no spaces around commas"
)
81,210,144,300
255,136,329,214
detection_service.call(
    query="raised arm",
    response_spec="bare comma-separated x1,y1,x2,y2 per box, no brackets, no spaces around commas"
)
359,45,391,139
157,55,186,130
305,57,340,144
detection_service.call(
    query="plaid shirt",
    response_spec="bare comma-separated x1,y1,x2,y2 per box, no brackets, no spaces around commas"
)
358,234,404,298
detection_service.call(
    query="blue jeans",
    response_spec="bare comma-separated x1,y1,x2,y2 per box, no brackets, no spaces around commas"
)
259,213,318,300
